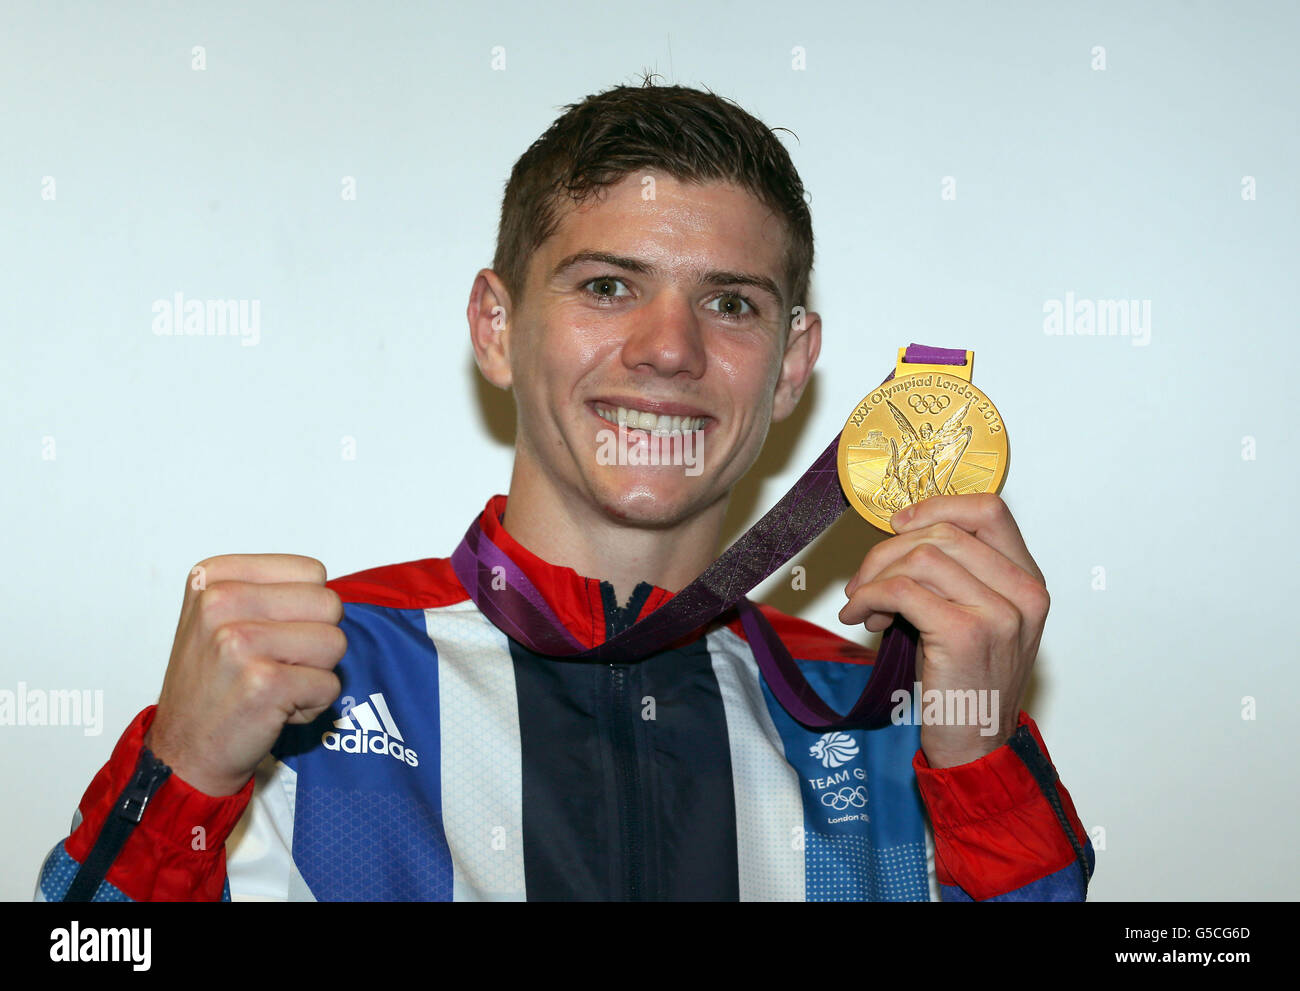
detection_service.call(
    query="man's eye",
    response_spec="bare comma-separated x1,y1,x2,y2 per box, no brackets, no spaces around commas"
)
583,276,631,299
708,292,756,319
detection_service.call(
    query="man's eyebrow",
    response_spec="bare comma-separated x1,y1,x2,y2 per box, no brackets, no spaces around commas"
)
550,250,784,307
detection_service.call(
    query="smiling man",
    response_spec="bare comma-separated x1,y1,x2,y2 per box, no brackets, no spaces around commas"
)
38,79,1093,902
475,173,812,607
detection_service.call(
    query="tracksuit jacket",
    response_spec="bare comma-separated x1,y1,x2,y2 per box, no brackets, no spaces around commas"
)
36,494,1095,901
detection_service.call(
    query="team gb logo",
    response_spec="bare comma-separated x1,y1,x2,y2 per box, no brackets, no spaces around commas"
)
809,732,859,769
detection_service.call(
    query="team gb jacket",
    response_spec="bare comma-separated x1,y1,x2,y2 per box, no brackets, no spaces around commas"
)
37,494,1094,901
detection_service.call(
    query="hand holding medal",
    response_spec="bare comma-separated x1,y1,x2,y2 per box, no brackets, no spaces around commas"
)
836,346,1050,768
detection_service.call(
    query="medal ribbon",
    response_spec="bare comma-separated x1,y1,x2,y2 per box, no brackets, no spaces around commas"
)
451,344,969,730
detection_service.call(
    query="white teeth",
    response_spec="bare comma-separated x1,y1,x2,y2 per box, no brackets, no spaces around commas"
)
594,405,706,434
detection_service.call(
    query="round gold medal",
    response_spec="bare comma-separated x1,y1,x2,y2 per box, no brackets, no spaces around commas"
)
837,367,1009,533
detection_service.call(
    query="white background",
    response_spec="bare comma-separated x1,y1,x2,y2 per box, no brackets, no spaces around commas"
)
2,0,1296,900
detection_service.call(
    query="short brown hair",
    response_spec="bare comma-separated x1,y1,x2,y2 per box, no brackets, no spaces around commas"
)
492,76,814,325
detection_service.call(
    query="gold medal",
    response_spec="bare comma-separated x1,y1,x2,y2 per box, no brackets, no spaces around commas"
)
837,349,1009,533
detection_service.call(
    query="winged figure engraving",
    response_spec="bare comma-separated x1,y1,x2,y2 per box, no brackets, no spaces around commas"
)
869,398,974,515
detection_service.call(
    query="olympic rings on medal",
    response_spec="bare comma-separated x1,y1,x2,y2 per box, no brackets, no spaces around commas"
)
907,393,950,414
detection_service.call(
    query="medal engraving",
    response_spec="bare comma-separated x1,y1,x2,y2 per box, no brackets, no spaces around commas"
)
837,368,1009,533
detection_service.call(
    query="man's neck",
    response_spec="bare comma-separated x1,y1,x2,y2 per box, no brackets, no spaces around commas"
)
500,467,726,607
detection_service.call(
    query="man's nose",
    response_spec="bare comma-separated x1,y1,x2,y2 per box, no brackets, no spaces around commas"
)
619,289,707,379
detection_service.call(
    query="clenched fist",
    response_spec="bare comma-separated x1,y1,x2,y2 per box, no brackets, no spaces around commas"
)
142,554,348,796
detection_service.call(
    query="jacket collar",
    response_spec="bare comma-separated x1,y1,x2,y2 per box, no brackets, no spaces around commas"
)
477,494,680,651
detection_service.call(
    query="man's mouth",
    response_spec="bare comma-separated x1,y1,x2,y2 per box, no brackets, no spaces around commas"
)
589,402,710,436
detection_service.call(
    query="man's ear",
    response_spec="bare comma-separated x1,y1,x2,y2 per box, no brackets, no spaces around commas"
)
771,306,822,423
467,268,514,389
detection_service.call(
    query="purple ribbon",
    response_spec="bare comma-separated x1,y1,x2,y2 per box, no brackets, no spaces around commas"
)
451,344,969,730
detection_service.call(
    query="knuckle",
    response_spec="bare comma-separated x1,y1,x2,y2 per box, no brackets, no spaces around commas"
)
321,670,343,703
909,543,946,568
327,625,349,663
972,492,1003,521
189,554,236,585
297,673,343,723
211,622,252,661
194,583,235,619
885,575,914,597
323,587,345,624
991,602,1021,640
951,610,980,638
859,544,884,575
931,521,964,544
303,557,328,584
1025,580,1051,619
238,660,279,706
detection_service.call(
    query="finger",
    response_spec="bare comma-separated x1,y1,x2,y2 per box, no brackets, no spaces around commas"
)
277,666,344,725
836,574,967,638
183,554,329,611
840,544,1009,630
846,546,1029,650
846,522,1047,624
890,493,1043,584
196,581,344,626
214,620,348,672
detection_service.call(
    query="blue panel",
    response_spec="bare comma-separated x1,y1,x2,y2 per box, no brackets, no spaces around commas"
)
273,602,453,901
39,843,133,902
759,657,931,901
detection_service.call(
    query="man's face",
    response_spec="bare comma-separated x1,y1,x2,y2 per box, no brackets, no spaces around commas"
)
484,173,818,528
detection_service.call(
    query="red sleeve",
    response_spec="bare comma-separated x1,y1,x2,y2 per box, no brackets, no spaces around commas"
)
913,710,1090,900
64,705,255,901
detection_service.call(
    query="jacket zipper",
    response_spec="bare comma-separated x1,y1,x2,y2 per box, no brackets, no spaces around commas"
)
63,746,172,901
1006,725,1093,892
608,662,644,901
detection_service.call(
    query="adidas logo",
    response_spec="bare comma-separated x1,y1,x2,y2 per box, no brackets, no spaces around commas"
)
321,692,419,768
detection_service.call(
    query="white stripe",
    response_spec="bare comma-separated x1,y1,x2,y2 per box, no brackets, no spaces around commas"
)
924,819,940,902
425,599,526,901
707,626,806,901
350,701,383,734
332,714,355,730
226,755,316,901
369,692,405,741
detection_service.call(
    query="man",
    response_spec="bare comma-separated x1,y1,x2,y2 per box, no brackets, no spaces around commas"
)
36,80,1093,901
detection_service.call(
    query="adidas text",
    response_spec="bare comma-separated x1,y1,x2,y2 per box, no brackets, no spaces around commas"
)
321,729,419,767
